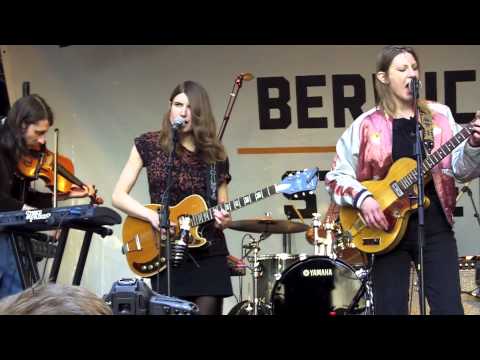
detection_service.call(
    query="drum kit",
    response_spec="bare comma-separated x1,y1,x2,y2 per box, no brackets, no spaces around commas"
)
228,212,375,316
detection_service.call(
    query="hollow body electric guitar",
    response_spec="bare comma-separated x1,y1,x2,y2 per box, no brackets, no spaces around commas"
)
122,167,319,277
339,124,473,255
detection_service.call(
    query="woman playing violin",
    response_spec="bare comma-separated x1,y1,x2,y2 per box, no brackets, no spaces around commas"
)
0,94,96,298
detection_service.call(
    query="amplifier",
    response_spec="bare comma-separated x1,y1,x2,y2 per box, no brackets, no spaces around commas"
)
409,257,480,315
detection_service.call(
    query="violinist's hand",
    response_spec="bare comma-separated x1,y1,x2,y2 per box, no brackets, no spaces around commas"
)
66,184,103,203
213,209,232,230
468,110,480,147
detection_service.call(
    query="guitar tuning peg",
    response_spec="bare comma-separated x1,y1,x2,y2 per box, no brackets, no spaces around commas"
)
302,192,305,196
294,194,298,198
309,191,314,195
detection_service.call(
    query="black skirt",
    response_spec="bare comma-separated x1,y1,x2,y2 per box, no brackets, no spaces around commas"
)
150,255,233,298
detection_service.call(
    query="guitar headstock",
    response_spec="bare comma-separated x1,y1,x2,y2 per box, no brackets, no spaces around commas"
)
277,167,319,195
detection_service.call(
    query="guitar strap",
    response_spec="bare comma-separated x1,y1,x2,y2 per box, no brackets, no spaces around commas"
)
206,162,217,207
419,110,434,155
196,162,217,250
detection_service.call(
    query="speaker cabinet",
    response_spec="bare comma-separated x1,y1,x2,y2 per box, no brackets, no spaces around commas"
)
409,257,480,315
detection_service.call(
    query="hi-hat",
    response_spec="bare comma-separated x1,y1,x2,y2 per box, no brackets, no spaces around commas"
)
229,217,309,234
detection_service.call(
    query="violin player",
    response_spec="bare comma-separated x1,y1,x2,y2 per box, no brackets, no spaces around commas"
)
0,94,96,298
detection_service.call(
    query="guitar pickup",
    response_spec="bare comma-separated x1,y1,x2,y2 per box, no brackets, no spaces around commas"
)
390,181,404,198
362,238,380,246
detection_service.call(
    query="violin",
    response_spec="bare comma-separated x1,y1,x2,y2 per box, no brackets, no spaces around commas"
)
17,144,103,205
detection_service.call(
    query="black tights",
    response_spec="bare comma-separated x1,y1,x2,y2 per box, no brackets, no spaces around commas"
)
184,296,223,315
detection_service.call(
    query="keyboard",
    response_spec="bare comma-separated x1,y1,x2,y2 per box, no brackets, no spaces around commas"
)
0,204,122,232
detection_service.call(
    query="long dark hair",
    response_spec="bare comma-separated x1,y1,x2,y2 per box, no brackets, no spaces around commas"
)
0,94,54,163
158,81,226,163
375,45,431,118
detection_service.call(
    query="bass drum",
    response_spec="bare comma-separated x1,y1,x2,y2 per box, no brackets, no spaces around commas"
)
256,253,307,304
271,256,365,315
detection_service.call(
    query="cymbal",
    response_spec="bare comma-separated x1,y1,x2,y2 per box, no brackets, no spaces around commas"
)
229,217,309,234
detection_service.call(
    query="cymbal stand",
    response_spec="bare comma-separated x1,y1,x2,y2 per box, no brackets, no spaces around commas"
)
243,232,268,315
347,254,375,315
312,213,335,258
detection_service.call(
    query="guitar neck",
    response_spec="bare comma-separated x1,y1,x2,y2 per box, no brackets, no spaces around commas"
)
398,126,472,191
190,184,280,227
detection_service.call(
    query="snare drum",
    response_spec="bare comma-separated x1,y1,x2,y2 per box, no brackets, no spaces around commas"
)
271,256,365,315
256,253,307,304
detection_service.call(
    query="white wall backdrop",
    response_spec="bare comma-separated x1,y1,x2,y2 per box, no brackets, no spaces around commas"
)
1,45,479,313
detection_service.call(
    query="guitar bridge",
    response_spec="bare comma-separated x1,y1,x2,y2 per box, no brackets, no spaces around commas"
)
362,238,380,246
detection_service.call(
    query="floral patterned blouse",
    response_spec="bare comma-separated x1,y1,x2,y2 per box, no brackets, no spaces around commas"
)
135,131,231,257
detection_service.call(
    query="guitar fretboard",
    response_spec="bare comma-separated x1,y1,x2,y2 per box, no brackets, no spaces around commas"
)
190,185,278,227
398,126,472,191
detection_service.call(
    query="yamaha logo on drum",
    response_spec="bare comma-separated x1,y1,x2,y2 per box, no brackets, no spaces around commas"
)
302,268,333,277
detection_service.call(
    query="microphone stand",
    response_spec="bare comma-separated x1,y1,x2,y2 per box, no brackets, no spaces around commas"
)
218,74,248,141
159,126,180,297
412,79,427,315
460,186,480,227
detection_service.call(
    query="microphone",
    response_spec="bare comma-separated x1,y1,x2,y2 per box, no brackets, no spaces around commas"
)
235,73,255,86
171,216,191,267
240,72,254,81
408,78,421,99
171,116,186,130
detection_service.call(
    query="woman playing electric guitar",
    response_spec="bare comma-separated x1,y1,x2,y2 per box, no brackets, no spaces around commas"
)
325,46,480,315
112,81,233,315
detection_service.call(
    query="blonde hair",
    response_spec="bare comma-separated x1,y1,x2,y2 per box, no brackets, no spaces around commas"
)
0,283,112,315
375,45,432,119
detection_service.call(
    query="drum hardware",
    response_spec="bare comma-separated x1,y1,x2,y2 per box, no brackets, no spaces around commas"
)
251,232,268,315
236,231,272,315
228,211,375,315
347,256,375,315
311,213,336,257
229,213,309,315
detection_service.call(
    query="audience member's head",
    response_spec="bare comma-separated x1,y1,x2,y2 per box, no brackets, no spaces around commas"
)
0,283,112,315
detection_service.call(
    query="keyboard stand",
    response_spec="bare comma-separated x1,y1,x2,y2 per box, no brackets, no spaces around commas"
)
9,233,40,289
48,228,70,283
49,225,113,286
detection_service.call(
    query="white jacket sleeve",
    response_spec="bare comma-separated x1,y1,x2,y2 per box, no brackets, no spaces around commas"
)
324,120,372,209
443,105,480,182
